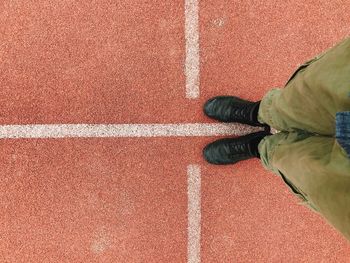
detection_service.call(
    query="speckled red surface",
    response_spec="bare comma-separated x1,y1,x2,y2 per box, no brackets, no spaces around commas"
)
0,138,189,262
1,0,350,262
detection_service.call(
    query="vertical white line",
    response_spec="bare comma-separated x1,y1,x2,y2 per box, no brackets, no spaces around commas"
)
187,164,201,263
185,0,200,99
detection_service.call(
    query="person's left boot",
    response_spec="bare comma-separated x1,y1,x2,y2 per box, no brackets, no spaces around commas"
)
203,130,271,165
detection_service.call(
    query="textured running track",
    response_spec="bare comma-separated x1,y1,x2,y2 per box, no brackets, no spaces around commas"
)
1,0,350,262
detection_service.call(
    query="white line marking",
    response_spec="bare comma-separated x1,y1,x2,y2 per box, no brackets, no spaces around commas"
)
0,124,264,139
185,0,200,99
187,164,201,263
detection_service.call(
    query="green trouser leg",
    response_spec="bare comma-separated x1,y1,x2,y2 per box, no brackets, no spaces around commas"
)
256,36,350,242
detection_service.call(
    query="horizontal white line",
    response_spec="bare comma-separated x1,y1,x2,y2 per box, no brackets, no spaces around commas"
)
185,0,200,99
0,123,264,139
187,164,201,263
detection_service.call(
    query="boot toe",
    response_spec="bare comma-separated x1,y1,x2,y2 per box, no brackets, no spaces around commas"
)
203,138,235,165
203,96,234,122
203,97,218,118
203,143,220,165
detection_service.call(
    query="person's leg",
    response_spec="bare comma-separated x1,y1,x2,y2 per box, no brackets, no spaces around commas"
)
258,131,350,242
203,37,350,165
256,36,350,242
258,36,350,136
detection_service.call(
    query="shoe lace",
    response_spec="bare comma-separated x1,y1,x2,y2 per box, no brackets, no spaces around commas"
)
229,141,248,154
231,103,253,120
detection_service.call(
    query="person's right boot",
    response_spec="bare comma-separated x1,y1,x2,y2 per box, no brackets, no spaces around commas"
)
204,96,267,128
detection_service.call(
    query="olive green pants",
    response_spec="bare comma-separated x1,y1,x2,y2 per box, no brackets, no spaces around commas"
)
257,36,350,242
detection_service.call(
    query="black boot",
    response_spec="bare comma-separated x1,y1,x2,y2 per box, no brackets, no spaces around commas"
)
203,131,271,165
204,96,266,127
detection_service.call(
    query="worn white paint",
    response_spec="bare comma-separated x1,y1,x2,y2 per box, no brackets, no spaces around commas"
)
0,123,264,138
187,164,201,263
185,0,200,99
